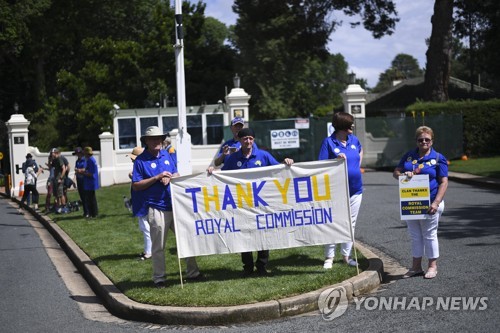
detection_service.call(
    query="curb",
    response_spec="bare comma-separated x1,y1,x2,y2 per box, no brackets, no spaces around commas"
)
6,194,383,325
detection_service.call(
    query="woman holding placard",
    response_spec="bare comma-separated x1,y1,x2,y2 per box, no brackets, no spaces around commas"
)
393,126,449,279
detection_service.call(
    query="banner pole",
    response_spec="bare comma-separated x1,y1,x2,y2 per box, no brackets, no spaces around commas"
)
178,256,184,289
353,242,360,275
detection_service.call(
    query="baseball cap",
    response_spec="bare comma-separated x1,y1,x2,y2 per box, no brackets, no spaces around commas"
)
231,117,245,126
50,148,59,153
72,147,83,155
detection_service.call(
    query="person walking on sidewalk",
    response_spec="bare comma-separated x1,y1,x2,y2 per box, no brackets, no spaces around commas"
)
393,126,449,279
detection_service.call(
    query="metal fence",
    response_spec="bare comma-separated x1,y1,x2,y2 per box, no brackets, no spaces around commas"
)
241,114,463,168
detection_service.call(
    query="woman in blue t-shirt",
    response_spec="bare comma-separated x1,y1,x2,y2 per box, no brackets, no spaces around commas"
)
393,126,449,279
318,112,363,270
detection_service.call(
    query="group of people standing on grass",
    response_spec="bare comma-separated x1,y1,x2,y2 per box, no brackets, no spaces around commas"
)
20,146,99,218
127,112,448,288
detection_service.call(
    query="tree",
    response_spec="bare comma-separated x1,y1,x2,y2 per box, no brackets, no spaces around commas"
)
424,0,454,102
372,54,423,93
231,0,399,118
424,0,500,101
453,0,500,94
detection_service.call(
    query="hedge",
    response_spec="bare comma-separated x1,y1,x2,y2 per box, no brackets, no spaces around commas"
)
406,99,500,157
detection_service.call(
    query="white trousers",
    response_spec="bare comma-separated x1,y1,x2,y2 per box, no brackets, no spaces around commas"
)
324,193,363,258
406,201,444,259
148,208,200,283
138,215,152,256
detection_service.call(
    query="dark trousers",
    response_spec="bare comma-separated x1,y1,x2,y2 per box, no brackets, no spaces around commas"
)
21,184,39,206
76,178,88,215
241,250,269,273
85,190,98,217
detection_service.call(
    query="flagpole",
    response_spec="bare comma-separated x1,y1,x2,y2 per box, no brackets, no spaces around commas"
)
174,0,192,176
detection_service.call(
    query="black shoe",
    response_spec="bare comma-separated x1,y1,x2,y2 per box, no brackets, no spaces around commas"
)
256,267,269,276
154,281,166,289
185,273,206,282
138,253,152,261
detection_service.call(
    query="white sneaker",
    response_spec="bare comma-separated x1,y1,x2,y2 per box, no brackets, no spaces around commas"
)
323,259,333,269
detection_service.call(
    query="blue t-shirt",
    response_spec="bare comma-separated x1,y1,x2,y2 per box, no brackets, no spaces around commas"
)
396,148,448,201
132,149,177,211
318,133,363,197
222,146,279,170
83,156,100,191
75,157,86,181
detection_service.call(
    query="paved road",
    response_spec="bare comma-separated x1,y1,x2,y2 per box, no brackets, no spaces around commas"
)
1,171,499,332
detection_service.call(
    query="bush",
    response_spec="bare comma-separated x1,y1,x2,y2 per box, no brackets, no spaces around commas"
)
406,99,500,157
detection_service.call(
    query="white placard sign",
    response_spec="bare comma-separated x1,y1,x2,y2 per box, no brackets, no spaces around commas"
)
398,174,431,220
171,160,353,258
270,129,300,149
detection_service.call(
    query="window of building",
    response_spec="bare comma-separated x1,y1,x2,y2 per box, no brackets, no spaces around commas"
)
162,116,178,133
206,114,224,144
187,115,202,145
117,118,137,149
140,117,158,135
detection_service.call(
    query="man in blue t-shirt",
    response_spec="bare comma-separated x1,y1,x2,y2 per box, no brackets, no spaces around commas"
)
207,117,245,173
218,128,294,277
132,126,202,288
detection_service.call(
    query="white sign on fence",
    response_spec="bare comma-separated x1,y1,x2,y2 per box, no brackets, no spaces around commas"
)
270,129,300,149
171,160,353,258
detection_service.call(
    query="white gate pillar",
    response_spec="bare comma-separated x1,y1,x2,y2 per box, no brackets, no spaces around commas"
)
225,74,251,123
6,114,30,196
342,79,367,164
99,131,115,186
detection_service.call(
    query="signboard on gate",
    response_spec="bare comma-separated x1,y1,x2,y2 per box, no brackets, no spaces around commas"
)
270,129,300,149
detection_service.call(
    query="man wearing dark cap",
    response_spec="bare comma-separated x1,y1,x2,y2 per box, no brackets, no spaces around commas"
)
73,147,88,217
22,153,39,175
208,117,246,171
220,127,294,277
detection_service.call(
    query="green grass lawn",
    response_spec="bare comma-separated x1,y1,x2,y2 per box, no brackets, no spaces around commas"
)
45,184,364,307
448,156,500,178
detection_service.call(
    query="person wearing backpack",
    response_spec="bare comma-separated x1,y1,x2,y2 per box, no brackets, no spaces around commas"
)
20,165,42,211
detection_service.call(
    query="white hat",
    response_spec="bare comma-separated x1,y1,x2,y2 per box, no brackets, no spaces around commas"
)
140,126,167,144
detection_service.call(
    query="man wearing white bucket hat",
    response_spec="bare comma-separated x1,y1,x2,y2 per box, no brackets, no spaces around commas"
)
131,126,202,288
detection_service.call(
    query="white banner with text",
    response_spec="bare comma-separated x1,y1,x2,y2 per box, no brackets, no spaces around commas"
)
171,159,353,258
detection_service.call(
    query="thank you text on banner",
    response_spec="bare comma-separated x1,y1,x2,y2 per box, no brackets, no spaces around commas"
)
398,174,430,220
171,160,353,258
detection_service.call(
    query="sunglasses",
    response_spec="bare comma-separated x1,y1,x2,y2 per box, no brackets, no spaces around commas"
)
417,138,432,143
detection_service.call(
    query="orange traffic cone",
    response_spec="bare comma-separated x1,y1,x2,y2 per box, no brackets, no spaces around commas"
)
18,180,24,198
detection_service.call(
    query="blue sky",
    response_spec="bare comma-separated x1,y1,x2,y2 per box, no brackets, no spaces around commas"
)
199,0,435,88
